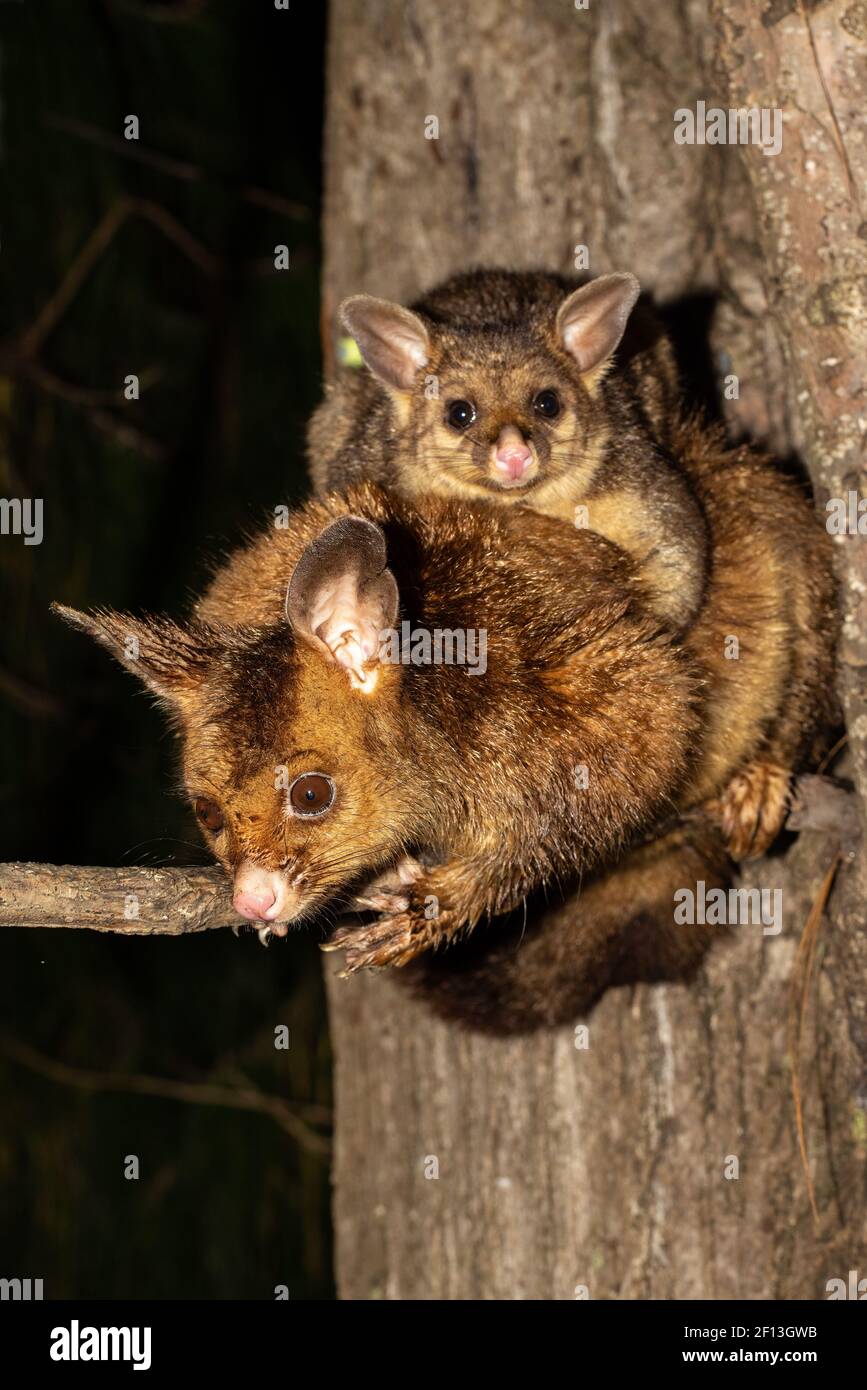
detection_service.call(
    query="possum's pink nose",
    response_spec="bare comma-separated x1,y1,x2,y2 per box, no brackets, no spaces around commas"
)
233,862,295,922
493,426,532,481
233,888,277,921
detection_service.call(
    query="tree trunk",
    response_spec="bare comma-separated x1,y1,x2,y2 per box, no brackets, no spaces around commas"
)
321,0,867,1298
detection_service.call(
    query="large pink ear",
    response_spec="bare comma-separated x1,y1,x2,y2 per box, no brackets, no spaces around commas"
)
556,273,641,377
340,295,430,391
285,516,399,693
51,603,215,706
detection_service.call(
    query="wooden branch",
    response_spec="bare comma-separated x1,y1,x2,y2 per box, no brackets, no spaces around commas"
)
0,863,243,935
47,111,310,218
20,362,167,463
17,200,131,359
107,0,211,25
127,195,223,277
45,113,201,183
13,193,219,371
0,1036,330,1155
241,183,310,222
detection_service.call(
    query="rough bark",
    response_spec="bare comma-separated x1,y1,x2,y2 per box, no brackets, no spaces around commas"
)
321,0,867,1299
710,0,867,1100
0,862,241,934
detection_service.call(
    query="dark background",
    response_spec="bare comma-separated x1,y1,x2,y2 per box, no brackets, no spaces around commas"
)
0,0,333,1298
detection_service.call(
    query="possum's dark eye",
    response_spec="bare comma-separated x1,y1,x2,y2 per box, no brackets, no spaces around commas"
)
288,772,335,818
445,399,476,431
533,389,561,420
194,797,224,833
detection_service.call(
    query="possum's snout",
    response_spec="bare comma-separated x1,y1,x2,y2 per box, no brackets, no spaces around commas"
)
489,424,538,487
232,861,304,930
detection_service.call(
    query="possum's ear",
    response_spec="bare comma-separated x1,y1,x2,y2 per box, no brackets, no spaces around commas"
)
51,604,214,706
556,273,641,381
340,295,430,391
285,516,399,694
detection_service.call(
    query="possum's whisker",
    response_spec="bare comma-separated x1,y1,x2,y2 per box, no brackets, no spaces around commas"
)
122,836,211,862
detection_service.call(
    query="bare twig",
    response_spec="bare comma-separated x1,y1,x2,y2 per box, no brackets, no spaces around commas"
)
46,112,309,219
17,201,131,359
45,114,201,183
817,732,849,777
241,184,309,222
1,1035,330,1156
107,0,211,26
5,189,223,466
0,862,243,935
128,195,223,276
0,668,67,722
20,363,166,462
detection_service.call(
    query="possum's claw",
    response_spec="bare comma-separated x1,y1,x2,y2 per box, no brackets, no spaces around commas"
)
711,760,792,861
324,901,443,975
349,855,424,910
350,891,410,914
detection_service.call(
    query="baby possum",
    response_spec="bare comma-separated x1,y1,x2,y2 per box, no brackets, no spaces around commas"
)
308,268,707,629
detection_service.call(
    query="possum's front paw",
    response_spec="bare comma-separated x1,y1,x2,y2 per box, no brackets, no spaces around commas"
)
711,760,792,861
348,855,424,912
323,890,447,974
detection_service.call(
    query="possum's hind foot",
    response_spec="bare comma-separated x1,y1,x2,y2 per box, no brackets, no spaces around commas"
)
710,759,792,861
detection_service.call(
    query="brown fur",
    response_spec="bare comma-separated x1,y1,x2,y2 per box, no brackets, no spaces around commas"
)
673,416,838,817
54,416,838,1032
309,268,707,628
403,416,840,1031
54,488,707,977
